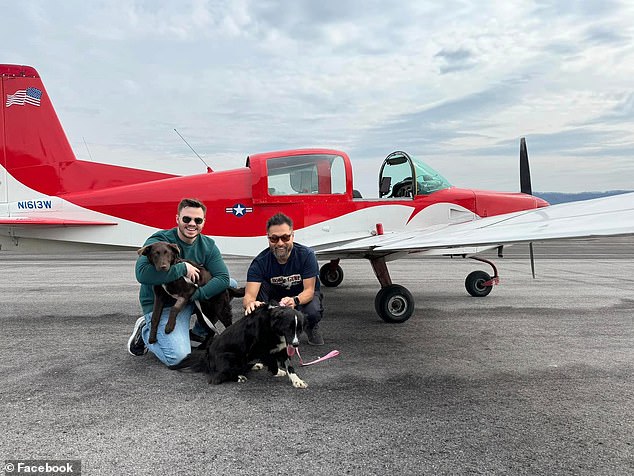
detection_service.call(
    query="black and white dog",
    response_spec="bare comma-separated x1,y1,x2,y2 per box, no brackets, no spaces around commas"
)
170,302,308,389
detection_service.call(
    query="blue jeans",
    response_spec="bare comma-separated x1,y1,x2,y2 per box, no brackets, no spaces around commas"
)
142,278,240,366
142,304,193,366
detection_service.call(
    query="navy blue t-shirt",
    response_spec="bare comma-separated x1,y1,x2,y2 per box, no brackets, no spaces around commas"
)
247,242,320,298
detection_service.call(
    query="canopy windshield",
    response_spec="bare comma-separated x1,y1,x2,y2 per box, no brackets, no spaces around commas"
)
410,155,452,195
379,151,452,198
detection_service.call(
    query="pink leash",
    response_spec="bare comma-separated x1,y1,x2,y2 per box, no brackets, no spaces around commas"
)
290,346,340,366
279,302,340,366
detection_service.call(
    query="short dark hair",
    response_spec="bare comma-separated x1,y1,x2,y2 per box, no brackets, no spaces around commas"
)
177,198,207,215
266,212,293,231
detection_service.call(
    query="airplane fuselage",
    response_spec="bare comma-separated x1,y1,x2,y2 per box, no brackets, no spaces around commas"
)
1,147,546,255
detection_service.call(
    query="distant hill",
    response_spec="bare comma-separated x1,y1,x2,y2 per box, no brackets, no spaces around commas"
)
534,190,632,205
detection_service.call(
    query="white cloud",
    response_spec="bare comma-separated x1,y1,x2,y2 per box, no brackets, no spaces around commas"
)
1,0,633,196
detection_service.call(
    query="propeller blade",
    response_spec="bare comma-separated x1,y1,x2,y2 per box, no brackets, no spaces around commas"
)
529,242,536,279
520,137,532,195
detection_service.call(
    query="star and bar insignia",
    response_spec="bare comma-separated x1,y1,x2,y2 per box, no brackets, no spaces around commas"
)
225,203,253,217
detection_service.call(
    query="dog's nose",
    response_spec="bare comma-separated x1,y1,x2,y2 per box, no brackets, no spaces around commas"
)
292,336,299,347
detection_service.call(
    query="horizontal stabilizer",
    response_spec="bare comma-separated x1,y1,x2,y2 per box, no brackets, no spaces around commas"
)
0,217,117,227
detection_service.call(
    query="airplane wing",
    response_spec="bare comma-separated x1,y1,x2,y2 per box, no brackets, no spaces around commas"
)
0,217,117,227
316,192,634,258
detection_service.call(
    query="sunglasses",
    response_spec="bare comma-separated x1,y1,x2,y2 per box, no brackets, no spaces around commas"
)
181,216,204,225
268,233,293,243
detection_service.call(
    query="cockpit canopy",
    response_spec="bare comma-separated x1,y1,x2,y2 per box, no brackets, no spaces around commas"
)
379,151,452,198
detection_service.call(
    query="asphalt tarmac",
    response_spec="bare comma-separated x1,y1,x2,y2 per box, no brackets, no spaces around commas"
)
1,238,633,475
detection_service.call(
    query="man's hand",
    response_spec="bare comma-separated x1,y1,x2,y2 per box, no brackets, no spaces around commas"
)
279,296,295,308
184,262,200,283
244,300,264,316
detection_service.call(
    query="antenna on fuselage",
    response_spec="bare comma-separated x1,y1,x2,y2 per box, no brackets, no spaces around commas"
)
82,136,94,161
173,128,213,173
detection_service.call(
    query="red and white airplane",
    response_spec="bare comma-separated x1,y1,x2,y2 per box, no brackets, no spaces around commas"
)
2,64,633,322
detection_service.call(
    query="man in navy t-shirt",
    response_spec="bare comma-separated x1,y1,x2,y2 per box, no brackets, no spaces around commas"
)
244,212,324,345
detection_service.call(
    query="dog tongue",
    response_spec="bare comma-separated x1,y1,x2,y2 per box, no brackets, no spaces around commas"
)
286,346,296,357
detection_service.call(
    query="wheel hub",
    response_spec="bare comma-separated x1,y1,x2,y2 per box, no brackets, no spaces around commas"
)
387,295,407,316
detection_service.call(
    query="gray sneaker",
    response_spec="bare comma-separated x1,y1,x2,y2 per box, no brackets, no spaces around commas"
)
306,323,324,346
127,316,147,356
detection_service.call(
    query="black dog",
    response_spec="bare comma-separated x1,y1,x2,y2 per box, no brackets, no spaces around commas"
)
171,302,308,389
138,241,245,344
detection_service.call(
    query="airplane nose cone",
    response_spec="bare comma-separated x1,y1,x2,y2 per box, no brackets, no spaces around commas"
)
535,196,549,207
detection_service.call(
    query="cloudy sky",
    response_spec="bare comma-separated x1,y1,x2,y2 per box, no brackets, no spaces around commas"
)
2,0,633,196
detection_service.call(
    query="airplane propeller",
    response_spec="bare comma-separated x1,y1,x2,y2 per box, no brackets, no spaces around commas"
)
519,137,532,195
519,137,536,278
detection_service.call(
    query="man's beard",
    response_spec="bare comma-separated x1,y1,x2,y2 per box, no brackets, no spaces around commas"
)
273,246,290,261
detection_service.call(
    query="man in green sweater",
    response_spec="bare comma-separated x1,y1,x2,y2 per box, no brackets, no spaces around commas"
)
127,198,233,366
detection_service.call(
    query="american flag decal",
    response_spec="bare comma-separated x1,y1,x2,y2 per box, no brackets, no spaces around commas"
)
6,87,42,107
225,204,253,217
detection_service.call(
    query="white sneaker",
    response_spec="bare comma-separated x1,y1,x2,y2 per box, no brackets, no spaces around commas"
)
127,316,148,356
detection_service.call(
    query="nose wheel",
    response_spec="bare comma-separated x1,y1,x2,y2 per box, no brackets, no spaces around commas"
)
465,256,499,297
465,270,493,297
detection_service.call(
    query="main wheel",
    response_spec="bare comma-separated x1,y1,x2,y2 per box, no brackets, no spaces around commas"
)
465,270,493,297
374,284,415,323
319,263,344,287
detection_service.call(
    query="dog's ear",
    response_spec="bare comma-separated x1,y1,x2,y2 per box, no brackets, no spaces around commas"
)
137,245,150,256
169,243,181,259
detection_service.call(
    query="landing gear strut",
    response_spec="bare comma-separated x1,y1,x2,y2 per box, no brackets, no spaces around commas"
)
319,254,501,323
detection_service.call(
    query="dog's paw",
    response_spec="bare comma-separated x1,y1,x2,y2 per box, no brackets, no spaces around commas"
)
275,369,287,378
148,337,157,344
251,363,264,371
237,375,248,383
290,375,308,389
164,326,174,334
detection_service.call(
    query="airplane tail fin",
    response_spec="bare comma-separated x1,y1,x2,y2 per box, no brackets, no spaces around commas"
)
0,64,175,203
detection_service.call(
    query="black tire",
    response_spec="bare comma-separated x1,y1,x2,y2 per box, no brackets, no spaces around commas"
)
374,284,415,323
465,270,493,297
319,263,344,288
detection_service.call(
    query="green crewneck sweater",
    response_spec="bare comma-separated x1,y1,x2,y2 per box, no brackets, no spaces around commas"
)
135,228,230,314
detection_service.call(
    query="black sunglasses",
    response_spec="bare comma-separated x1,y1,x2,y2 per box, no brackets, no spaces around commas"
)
181,216,204,225
268,233,293,243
